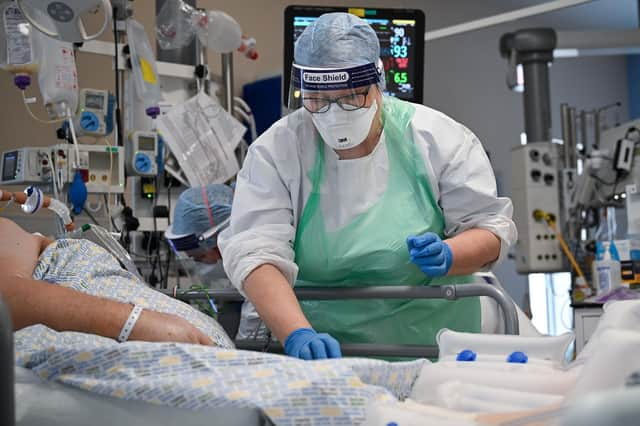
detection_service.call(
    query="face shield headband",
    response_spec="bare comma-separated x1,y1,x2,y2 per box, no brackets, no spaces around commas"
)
165,185,230,258
288,62,381,110
166,217,230,258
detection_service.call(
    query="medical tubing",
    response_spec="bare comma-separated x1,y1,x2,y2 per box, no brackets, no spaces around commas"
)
104,138,114,231
233,96,251,113
67,107,81,168
43,152,59,198
85,199,103,213
164,164,190,187
45,153,62,198
234,107,257,142
21,91,65,124
539,210,587,283
112,11,124,147
47,197,73,229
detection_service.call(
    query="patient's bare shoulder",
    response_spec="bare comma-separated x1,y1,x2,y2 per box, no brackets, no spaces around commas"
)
0,218,46,278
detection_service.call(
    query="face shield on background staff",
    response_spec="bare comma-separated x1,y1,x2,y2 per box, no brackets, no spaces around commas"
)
164,184,233,287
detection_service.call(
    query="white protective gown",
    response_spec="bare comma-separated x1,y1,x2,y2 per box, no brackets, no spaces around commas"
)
219,102,517,299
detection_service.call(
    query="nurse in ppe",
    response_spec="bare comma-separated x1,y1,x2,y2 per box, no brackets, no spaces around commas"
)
218,13,517,360
165,184,264,340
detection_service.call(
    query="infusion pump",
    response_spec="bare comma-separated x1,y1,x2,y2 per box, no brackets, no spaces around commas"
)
77,88,115,137
126,131,158,177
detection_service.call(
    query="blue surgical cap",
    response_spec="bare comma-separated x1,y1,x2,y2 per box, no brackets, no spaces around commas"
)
169,184,233,239
294,13,380,68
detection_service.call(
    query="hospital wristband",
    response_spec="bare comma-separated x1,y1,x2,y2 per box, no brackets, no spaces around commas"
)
117,305,144,343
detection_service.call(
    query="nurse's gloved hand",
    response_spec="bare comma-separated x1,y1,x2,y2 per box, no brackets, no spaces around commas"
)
407,232,453,278
284,328,342,360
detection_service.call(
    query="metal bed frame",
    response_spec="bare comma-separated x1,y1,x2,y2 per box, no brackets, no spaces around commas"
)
165,282,520,359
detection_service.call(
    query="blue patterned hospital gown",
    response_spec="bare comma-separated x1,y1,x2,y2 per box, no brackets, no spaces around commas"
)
14,239,426,425
27,238,233,347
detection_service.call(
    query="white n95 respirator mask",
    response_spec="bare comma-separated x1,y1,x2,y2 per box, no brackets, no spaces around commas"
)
311,100,378,150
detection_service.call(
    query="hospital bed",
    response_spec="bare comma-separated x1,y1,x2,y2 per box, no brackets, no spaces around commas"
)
2,279,520,426
6,294,640,426
165,281,520,358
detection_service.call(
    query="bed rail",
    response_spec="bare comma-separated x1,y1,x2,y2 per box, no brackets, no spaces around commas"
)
164,283,519,358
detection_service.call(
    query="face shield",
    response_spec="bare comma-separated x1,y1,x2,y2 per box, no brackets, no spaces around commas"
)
165,217,230,262
166,217,232,288
288,62,382,111
288,62,383,150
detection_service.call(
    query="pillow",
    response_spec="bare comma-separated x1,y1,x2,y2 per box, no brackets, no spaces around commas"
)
568,328,640,400
577,300,640,362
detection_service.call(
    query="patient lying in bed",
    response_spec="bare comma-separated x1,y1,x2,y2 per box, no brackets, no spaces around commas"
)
0,217,233,348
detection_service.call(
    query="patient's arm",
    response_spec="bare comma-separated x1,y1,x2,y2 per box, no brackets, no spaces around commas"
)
0,218,213,345
2,275,214,345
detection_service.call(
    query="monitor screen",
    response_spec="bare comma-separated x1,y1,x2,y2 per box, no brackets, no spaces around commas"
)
284,6,425,106
2,151,18,182
138,136,156,151
84,92,105,110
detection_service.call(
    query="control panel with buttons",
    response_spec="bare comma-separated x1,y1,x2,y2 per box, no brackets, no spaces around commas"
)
0,147,52,185
511,142,564,273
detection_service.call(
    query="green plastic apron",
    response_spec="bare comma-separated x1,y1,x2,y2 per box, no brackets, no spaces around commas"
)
293,97,480,347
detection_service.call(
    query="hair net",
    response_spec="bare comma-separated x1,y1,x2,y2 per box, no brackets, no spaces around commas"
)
294,13,385,90
170,184,233,239
294,12,380,68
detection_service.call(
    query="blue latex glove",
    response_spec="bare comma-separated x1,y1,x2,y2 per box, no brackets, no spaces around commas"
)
407,232,453,278
284,328,342,360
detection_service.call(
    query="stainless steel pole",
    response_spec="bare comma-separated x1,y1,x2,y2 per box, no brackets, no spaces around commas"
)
561,103,571,167
221,52,234,113
569,106,578,168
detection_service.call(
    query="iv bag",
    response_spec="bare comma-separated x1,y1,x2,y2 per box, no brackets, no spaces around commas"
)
32,28,78,119
197,11,242,54
155,0,196,50
127,19,161,118
0,2,38,85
